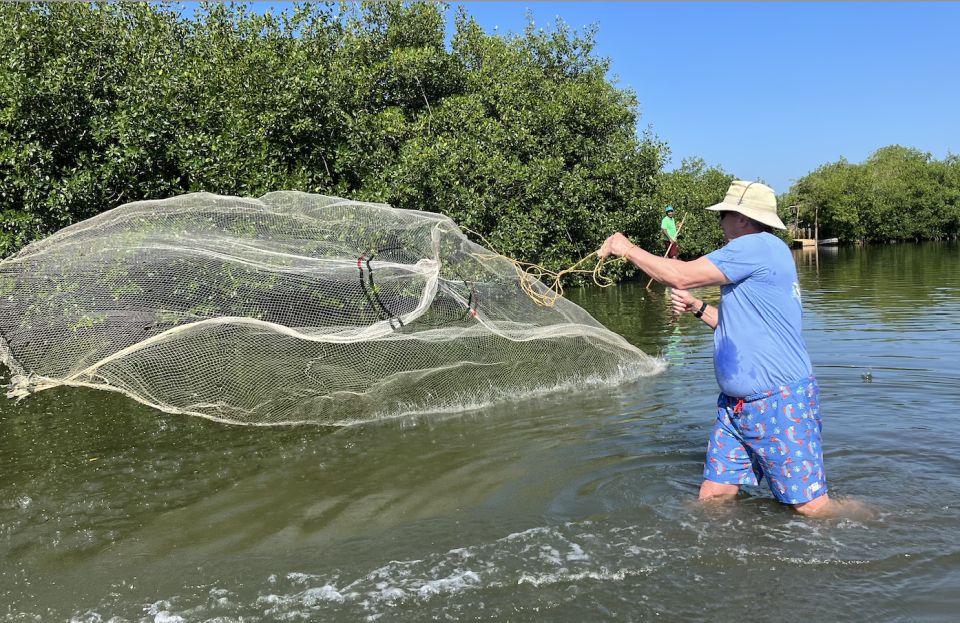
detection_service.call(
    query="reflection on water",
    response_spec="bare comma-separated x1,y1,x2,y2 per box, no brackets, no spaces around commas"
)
1,242,958,621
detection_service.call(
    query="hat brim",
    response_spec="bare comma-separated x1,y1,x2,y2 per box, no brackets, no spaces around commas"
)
705,201,787,230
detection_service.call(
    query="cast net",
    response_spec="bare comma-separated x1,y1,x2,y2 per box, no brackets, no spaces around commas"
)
0,192,664,425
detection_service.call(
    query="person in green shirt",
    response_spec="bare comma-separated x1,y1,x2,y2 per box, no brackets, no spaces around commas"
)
661,206,679,258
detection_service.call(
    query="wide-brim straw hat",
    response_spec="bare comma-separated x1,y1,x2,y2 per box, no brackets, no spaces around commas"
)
705,180,786,230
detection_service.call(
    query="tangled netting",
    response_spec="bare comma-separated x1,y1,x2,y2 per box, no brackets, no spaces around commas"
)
0,192,664,425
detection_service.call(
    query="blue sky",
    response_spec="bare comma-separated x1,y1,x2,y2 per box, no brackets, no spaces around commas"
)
183,2,959,194
454,2,959,193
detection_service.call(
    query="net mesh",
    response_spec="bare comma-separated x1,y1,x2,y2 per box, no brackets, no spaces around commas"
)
0,192,664,425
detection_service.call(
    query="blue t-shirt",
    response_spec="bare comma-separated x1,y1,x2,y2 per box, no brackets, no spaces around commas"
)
705,232,812,397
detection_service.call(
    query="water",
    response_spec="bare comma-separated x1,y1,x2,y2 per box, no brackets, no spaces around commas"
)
1,242,958,622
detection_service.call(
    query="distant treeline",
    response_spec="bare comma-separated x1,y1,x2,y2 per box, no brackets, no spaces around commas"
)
0,1,738,275
781,146,960,243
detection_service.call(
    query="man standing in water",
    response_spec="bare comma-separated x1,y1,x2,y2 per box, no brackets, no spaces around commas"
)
662,205,679,258
599,181,848,517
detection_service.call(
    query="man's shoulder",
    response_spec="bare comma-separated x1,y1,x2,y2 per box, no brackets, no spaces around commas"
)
756,232,794,258
708,233,785,272
733,233,797,276
728,232,785,251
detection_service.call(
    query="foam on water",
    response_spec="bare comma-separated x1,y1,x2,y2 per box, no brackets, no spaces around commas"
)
59,513,891,622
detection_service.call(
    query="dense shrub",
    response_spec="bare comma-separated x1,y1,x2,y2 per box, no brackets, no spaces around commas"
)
780,146,960,243
0,1,675,273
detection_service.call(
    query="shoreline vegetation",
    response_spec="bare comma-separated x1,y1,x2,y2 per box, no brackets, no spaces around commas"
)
1,3,957,278
781,146,959,246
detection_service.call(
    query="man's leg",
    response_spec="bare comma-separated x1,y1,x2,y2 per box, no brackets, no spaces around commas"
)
793,493,874,519
699,480,739,500
793,493,832,516
754,378,832,509
701,397,757,502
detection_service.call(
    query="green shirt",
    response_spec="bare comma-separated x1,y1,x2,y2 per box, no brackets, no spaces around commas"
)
661,215,677,241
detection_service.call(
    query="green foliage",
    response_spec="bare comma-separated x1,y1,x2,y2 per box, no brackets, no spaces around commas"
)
781,145,960,243
4,2,952,283
652,157,732,258
0,1,677,278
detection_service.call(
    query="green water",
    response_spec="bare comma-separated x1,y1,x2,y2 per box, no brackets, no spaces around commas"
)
2,242,958,621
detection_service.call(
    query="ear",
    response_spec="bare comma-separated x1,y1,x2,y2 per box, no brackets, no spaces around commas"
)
737,214,763,233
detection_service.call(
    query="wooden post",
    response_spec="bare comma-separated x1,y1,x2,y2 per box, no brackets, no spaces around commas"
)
814,204,819,244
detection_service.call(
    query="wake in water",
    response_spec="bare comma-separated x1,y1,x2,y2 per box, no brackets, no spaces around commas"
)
65,511,891,623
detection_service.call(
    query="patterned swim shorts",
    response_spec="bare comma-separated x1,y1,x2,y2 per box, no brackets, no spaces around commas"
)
703,375,828,505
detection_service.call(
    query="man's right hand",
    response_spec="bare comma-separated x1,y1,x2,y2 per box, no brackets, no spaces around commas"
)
670,288,698,316
597,232,635,259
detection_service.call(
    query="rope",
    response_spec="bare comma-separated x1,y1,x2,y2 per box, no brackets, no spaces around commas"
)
464,228,623,307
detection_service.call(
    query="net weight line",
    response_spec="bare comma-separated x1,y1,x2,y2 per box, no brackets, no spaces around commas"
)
357,250,405,330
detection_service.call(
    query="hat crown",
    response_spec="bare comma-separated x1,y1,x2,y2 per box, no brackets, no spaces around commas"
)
725,181,776,213
705,180,786,229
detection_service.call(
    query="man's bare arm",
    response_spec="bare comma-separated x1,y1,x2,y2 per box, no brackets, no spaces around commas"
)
599,233,729,289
